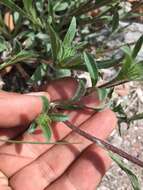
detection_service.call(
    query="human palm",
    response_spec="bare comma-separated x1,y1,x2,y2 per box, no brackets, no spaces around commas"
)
0,78,116,190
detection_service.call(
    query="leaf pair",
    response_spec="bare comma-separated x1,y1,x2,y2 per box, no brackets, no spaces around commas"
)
83,52,99,86
105,35,143,86
0,50,37,70
0,36,7,52
0,0,43,29
110,153,140,190
29,96,69,141
47,17,78,65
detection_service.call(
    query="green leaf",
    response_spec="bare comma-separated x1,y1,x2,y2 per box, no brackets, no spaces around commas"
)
48,0,56,26
0,50,37,70
23,0,42,27
116,48,143,81
61,54,83,67
71,79,86,102
41,96,50,113
28,122,37,134
54,69,71,79
96,58,121,69
122,46,133,57
54,2,68,12
0,37,7,52
49,113,69,122
0,0,26,17
132,35,143,58
58,45,76,64
23,0,33,12
97,88,108,101
58,104,83,110
12,39,22,54
110,153,140,190
36,114,52,141
111,47,143,83
112,10,119,32
28,63,48,85
63,17,77,46
83,52,98,86
127,63,143,81
47,22,61,62
113,104,126,117
0,0,42,28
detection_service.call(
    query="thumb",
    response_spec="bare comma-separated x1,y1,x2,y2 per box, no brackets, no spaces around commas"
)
0,91,50,128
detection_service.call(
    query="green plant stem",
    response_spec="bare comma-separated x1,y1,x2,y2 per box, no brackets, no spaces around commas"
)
0,56,36,71
62,0,115,26
98,79,129,89
0,138,80,145
98,41,136,55
65,121,143,167
85,79,129,96
128,113,143,122
79,6,113,26
122,1,143,21
70,0,113,17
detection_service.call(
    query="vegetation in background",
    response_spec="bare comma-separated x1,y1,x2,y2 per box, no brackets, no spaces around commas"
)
0,0,143,189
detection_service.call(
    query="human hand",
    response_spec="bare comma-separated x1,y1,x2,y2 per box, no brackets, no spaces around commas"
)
0,78,117,190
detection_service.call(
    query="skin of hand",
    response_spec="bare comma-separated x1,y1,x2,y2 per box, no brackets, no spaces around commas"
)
0,78,117,190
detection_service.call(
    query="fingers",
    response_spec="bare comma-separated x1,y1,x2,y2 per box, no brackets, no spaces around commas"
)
0,92,99,177
46,145,111,190
0,127,26,146
41,77,78,101
0,77,78,129
0,171,12,190
0,92,50,128
9,109,117,190
0,92,50,147
0,78,78,144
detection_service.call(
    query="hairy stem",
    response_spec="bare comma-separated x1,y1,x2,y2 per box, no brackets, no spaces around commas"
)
0,138,80,145
65,121,143,168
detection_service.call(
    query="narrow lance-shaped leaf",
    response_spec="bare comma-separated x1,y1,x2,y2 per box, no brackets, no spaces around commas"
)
49,113,69,122
107,47,136,85
48,0,56,25
0,37,7,52
23,0,37,19
47,22,61,62
28,122,37,134
110,153,140,190
112,10,119,32
41,96,50,113
54,68,71,79
97,88,108,101
63,17,77,46
132,35,143,58
36,114,52,141
83,52,98,86
0,50,37,70
54,2,68,12
116,47,143,82
58,104,83,110
0,0,42,27
28,64,48,85
23,0,33,12
0,0,27,17
71,79,86,102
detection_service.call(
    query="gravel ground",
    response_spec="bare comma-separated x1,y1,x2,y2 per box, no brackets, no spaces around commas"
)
98,81,143,189
98,21,143,190
98,122,143,190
